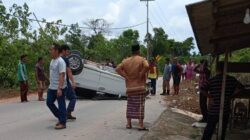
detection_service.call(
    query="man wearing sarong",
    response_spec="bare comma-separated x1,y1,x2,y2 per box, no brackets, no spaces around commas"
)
116,44,149,131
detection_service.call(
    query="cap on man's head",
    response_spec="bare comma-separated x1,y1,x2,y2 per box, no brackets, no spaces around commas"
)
20,54,27,60
131,44,140,52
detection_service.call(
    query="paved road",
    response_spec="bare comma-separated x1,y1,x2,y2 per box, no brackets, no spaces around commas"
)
0,79,165,140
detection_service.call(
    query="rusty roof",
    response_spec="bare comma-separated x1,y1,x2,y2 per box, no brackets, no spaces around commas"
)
186,0,250,55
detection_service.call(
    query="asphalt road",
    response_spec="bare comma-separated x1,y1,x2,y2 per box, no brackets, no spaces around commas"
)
0,79,165,140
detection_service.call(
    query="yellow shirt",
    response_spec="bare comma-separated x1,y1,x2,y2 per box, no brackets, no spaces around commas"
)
148,66,157,79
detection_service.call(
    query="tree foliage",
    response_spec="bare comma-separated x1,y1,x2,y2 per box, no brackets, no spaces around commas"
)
0,3,199,88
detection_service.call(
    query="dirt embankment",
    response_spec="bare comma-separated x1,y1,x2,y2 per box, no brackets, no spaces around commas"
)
0,89,37,103
164,80,201,114
0,89,21,99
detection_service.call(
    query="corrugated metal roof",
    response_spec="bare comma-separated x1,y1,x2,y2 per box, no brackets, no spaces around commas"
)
186,0,250,55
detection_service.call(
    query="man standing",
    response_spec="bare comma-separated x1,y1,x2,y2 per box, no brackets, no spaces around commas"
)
46,44,67,129
17,54,29,102
116,44,149,131
161,58,171,95
201,62,243,140
60,44,77,120
171,58,182,95
148,58,158,95
194,59,211,123
181,62,187,81
35,57,47,101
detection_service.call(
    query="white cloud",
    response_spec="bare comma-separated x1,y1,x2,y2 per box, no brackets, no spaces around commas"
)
103,2,121,23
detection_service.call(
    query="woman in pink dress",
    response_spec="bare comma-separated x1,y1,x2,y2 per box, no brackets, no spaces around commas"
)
186,60,193,81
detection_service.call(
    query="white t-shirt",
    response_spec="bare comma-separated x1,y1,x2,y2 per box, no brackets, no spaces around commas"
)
49,57,67,90
182,64,187,73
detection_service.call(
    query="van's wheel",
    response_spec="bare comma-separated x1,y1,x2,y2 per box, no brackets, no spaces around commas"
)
68,54,83,75
71,50,83,58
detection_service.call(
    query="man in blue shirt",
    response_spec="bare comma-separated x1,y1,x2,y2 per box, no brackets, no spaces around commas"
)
161,58,171,95
60,44,77,120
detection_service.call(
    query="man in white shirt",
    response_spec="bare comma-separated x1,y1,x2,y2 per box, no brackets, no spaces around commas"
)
181,63,187,81
46,43,67,129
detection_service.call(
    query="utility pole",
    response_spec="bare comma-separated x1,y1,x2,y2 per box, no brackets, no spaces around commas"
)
140,0,154,60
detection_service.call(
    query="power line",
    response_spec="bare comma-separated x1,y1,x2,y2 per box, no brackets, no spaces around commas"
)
149,20,154,30
1,13,146,30
149,11,164,28
155,1,168,25
154,1,182,41
151,2,168,30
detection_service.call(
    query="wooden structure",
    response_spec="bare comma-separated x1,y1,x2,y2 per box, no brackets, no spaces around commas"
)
186,0,250,139
186,0,250,56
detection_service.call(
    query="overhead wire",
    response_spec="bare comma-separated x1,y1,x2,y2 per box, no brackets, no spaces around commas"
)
143,2,163,28
154,0,182,41
151,2,168,30
1,13,147,30
149,20,154,30
155,1,169,25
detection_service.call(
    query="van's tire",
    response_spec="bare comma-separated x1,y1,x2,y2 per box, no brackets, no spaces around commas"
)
68,54,83,75
71,50,83,58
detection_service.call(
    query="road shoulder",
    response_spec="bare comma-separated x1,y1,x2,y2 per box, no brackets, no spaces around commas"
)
141,108,202,140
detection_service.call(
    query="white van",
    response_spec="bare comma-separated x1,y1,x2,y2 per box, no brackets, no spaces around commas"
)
68,51,151,98
68,53,126,98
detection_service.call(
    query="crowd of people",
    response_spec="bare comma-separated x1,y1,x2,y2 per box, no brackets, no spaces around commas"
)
147,57,197,97
144,52,244,140
17,43,244,139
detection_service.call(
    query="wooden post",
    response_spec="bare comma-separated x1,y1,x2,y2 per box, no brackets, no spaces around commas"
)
218,49,229,140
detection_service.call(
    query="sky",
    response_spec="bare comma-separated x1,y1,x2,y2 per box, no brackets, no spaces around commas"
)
3,0,202,52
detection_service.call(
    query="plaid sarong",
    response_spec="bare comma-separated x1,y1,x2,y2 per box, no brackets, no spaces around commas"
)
126,92,146,120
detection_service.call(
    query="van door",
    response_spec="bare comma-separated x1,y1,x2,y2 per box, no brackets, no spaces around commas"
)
98,71,126,96
74,66,101,91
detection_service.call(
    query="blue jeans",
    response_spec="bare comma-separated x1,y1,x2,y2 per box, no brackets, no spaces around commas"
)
46,88,67,125
149,78,157,95
66,82,77,113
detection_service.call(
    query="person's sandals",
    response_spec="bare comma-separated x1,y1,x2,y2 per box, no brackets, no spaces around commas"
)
126,125,132,129
38,98,45,101
55,123,66,129
56,122,60,126
67,114,76,120
138,127,149,131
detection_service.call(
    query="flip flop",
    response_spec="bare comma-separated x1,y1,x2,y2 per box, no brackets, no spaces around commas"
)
138,127,149,131
126,125,132,129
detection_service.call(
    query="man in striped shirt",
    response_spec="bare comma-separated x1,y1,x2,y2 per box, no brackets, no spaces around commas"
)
201,62,244,140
